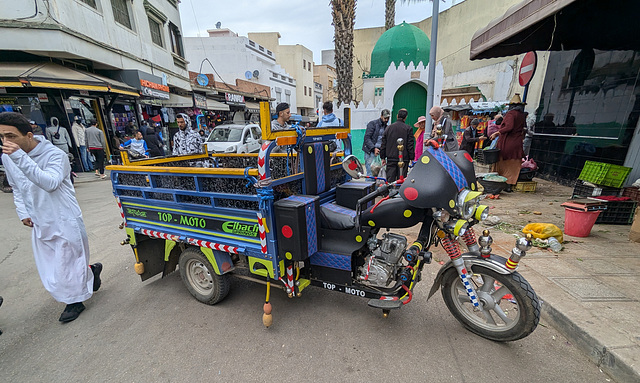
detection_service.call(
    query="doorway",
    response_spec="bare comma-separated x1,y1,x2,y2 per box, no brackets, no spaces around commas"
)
392,81,427,132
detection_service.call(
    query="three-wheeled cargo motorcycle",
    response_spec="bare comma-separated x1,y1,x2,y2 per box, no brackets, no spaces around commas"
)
108,102,539,341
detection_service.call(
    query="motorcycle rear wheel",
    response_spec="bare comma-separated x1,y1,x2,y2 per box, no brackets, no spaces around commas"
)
441,265,540,341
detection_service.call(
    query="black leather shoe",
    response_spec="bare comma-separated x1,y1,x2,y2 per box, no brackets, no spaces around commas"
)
59,302,85,323
91,263,102,292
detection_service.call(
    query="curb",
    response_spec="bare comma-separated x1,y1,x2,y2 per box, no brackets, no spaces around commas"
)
540,297,639,383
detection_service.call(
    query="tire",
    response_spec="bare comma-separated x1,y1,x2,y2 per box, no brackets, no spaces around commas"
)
179,247,230,305
441,265,540,342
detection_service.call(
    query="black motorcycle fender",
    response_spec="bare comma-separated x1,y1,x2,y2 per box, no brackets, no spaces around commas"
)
427,253,511,300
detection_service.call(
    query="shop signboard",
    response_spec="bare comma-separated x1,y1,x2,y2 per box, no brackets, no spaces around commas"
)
193,93,207,109
0,96,17,104
112,70,170,100
225,92,245,106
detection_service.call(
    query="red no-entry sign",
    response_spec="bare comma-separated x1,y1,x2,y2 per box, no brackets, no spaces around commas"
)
519,52,537,87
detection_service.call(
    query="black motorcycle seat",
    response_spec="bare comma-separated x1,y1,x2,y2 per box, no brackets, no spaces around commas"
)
320,202,356,230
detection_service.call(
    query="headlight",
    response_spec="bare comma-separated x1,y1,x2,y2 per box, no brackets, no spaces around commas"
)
225,145,237,153
456,190,482,220
475,205,489,221
445,219,469,236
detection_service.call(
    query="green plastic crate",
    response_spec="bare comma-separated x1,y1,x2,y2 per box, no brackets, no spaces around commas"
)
578,161,631,188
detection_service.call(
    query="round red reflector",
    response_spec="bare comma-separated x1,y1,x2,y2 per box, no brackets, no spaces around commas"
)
282,225,293,238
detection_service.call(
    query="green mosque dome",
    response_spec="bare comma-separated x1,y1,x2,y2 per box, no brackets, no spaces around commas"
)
369,22,431,77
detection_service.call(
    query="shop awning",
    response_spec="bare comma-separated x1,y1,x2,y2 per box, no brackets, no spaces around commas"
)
0,62,139,96
470,0,640,60
206,98,230,111
163,93,193,108
245,101,260,113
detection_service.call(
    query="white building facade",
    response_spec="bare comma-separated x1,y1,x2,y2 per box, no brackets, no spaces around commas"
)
184,29,296,113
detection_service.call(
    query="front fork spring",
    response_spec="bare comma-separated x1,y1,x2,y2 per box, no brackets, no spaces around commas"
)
441,235,480,307
461,228,481,254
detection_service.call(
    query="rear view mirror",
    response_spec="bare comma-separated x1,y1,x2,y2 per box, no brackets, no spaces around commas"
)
342,155,364,179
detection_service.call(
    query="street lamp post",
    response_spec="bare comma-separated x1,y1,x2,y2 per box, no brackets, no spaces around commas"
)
426,0,439,123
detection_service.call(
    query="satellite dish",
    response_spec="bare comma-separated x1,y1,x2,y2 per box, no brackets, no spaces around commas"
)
252,70,260,79
245,71,253,80
216,21,221,29
196,74,209,86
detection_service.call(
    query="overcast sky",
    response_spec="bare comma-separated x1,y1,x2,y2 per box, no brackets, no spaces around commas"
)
178,0,463,62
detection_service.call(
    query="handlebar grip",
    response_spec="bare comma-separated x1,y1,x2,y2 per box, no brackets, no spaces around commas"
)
356,183,389,208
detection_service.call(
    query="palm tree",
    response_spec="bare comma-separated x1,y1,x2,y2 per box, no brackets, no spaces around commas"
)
331,0,356,106
385,0,396,30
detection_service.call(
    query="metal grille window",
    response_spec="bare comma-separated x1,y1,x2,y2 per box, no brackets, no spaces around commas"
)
111,0,131,29
148,17,163,47
80,0,97,8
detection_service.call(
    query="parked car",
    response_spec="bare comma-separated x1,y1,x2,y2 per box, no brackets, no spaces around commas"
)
205,123,262,154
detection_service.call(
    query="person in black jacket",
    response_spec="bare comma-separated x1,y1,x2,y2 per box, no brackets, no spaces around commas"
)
460,118,482,156
381,109,415,182
144,126,164,157
362,109,390,176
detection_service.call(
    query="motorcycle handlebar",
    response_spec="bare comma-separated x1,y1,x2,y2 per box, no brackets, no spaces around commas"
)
356,183,390,209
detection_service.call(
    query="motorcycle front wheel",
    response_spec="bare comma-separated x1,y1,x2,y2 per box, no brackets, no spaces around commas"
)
441,265,540,341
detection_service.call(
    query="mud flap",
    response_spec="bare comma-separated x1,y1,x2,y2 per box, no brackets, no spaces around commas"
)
427,254,512,300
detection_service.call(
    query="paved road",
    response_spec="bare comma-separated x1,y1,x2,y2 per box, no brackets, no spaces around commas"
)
0,178,611,382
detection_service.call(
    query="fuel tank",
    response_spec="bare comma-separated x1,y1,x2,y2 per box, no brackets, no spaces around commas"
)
360,197,425,229
399,147,478,214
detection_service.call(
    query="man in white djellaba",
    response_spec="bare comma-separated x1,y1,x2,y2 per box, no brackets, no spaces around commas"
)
0,112,102,323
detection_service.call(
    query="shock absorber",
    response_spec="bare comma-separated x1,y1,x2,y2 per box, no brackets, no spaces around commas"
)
460,228,480,254
441,234,480,308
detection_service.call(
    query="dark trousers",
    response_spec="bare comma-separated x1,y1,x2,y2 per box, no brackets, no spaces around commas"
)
90,148,105,175
385,161,408,182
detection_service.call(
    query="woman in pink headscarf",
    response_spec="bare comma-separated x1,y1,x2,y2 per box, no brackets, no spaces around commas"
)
428,106,458,152
413,115,427,158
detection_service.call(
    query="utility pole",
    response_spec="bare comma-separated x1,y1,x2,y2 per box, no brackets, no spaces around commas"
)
426,0,439,122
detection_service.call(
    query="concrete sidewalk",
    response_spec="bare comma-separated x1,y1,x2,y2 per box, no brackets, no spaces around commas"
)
73,171,111,184
472,179,639,383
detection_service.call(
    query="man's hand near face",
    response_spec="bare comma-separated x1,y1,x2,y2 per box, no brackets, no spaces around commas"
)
1,140,20,155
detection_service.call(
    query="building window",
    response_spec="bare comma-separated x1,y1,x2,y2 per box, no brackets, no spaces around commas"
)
169,22,184,57
308,62,311,71
303,59,306,69
304,86,307,96
111,0,132,29
286,93,291,104
375,87,384,96
148,17,163,47
80,0,97,9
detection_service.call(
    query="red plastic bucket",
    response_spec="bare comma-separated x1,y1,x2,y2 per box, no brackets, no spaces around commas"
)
564,208,601,237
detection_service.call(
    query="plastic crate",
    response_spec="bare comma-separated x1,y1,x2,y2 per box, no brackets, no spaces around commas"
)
514,181,537,192
578,161,632,188
622,187,640,202
594,200,637,225
572,180,621,198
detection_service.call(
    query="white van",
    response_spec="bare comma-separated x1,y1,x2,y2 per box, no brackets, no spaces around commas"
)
205,123,262,154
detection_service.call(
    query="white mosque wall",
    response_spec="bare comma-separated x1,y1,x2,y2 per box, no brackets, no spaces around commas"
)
383,61,444,112
333,100,386,161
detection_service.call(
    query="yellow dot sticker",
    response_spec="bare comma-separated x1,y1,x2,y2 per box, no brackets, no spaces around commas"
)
308,146,313,154
324,144,329,152
368,220,375,227
285,252,292,260
449,200,455,208
403,210,412,218
355,235,363,243
471,183,476,191
421,156,430,164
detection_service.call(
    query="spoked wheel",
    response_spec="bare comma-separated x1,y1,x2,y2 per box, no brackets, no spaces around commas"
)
441,265,540,341
179,248,230,305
